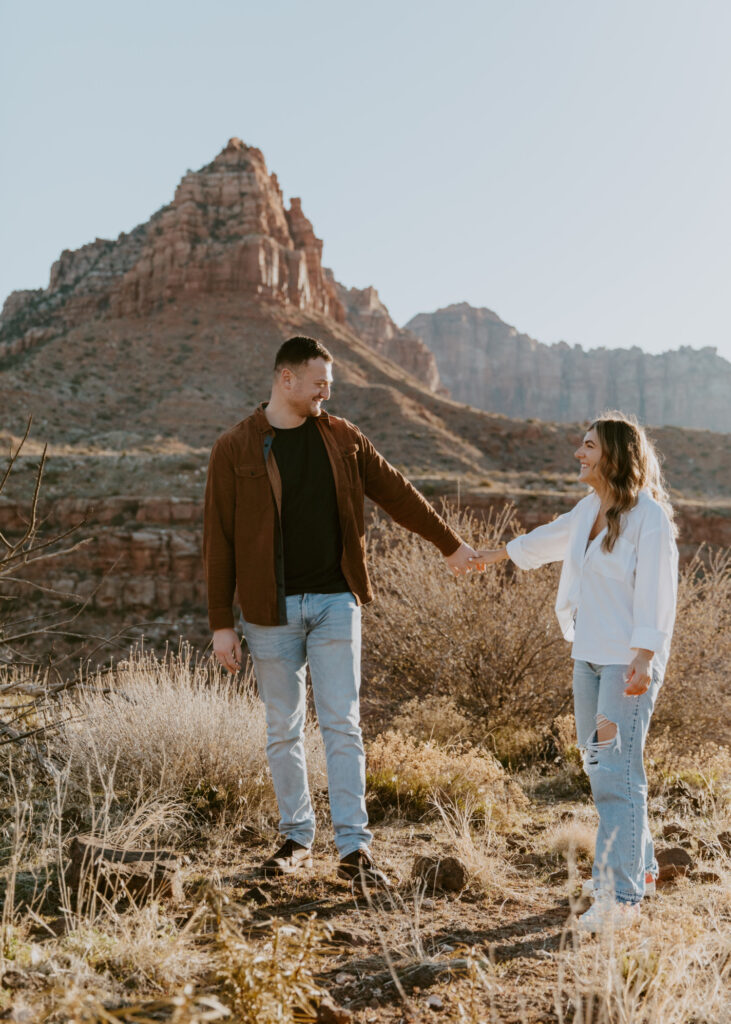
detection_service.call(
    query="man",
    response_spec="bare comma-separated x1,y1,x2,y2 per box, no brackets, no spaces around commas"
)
203,336,477,885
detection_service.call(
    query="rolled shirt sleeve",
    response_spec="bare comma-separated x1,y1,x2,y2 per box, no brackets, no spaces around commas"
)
506,506,577,570
630,515,678,655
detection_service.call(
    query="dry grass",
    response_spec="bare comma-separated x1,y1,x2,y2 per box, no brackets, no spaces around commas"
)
654,548,731,746
366,729,524,822
0,555,729,1022
58,645,326,823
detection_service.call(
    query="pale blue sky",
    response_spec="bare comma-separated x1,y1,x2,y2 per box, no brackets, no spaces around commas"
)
2,1,730,360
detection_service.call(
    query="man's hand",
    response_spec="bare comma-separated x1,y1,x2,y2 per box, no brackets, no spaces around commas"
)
624,650,654,695
444,542,479,576
213,628,242,673
469,548,510,570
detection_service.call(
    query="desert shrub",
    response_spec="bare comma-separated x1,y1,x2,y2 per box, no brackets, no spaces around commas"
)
363,503,573,732
215,911,332,1024
58,646,326,823
365,501,731,754
654,549,731,747
391,694,475,744
366,729,525,820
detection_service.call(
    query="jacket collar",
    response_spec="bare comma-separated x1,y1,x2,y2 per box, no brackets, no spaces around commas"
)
254,402,331,432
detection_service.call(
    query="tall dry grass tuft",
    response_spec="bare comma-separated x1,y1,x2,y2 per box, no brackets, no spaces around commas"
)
58,645,326,823
554,892,731,1024
366,729,525,821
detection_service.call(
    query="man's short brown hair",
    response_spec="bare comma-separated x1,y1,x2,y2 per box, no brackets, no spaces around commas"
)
274,336,333,371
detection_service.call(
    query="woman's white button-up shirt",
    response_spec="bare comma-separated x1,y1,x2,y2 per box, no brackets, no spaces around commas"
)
506,490,678,675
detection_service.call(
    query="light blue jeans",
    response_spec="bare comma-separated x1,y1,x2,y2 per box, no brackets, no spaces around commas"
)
572,660,662,905
241,592,372,858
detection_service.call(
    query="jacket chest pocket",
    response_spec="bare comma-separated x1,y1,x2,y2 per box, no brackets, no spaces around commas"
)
234,464,269,496
340,443,360,488
590,535,637,582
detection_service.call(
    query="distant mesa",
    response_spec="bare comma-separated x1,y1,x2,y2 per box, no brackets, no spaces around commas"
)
406,302,731,433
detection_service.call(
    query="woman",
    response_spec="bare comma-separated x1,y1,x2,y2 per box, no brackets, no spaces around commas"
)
471,412,678,932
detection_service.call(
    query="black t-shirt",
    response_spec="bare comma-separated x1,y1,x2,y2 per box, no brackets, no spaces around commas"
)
271,417,349,596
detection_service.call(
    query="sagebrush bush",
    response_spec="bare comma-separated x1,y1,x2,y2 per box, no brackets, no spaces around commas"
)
654,548,731,747
58,646,326,822
364,503,573,731
366,729,526,820
364,501,731,752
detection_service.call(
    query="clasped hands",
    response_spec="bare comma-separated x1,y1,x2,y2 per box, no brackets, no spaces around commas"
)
444,542,507,576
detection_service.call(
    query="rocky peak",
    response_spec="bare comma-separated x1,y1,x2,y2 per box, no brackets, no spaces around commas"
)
0,138,344,351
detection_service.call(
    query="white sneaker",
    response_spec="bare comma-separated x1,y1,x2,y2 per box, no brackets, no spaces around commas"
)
581,872,656,899
576,899,641,934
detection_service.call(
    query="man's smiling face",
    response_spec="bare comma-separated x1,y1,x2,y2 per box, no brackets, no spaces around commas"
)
285,356,333,418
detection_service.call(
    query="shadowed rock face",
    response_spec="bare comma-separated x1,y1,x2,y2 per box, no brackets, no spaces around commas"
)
335,281,443,393
407,303,731,433
0,137,344,351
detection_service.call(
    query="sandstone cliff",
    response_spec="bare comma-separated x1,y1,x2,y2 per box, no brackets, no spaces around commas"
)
334,281,442,392
406,303,731,433
0,138,343,357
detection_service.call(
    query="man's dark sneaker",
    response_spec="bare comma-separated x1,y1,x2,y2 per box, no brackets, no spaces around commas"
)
261,838,313,877
337,847,391,889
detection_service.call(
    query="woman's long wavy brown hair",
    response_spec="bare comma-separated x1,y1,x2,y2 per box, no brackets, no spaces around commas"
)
590,411,677,552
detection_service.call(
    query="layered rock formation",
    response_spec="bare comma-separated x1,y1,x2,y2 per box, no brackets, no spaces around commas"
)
0,138,343,354
335,281,442,392
407,303,731,432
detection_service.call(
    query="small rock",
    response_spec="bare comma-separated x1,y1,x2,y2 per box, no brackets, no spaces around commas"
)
691,869,723,884
427,994,444,1010
412,855,469,892
1,969,27,990
335,972,355,985
65,834,184,907
662,822,693,844
656,846,693,884
316,996,353,1024
242,884,270,905
331,927,367,947
716,831,731,854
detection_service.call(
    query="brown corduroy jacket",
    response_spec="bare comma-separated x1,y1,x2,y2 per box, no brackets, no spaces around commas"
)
203,404,462,629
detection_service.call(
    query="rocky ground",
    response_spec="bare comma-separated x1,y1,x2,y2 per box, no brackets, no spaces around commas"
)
3,772,730,1023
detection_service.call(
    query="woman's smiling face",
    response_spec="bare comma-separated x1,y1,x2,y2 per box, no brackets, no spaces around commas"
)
575,427,604,489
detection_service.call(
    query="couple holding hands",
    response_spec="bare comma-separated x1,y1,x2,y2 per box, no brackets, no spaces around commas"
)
203,335,677,935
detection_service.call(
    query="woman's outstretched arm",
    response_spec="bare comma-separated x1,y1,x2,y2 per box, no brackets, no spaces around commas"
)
471,502,583,571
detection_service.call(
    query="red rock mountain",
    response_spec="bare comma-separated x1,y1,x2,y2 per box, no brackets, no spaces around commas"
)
406,303,731,433
1,139,343,350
